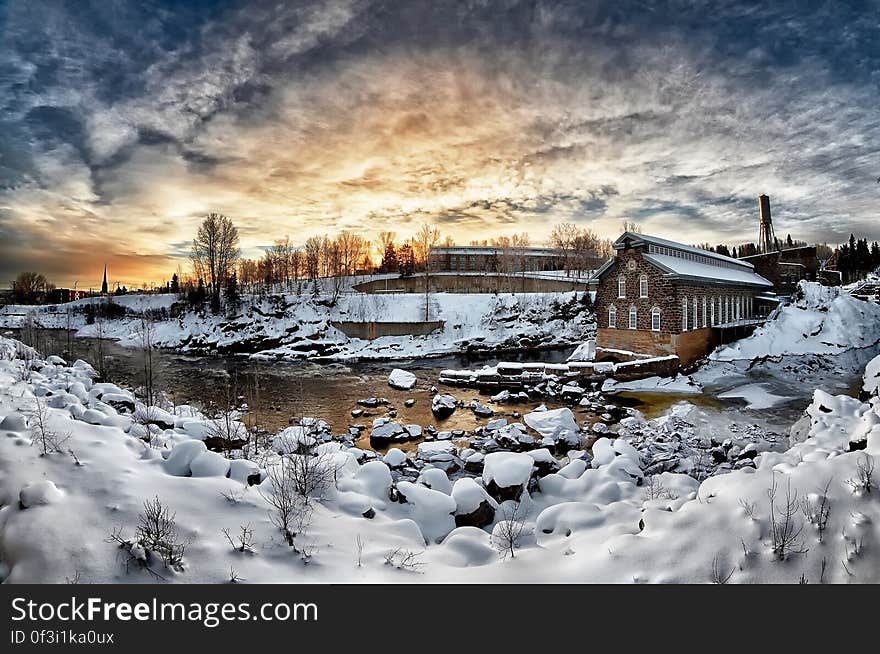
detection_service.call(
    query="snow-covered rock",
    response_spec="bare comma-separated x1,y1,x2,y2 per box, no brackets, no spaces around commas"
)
397,481,457,544
20,480,63,507
189,450,232,477
523,407,580,443
431,394,457,419
482,452,534,501
388,368,417,390
383,447,408,468
162,440,208,476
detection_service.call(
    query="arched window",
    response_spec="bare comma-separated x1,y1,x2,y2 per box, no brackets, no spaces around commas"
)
618,275,626,299
702,297,707,327
710,297,716,326
682,297,688,331
693,297,698,328
639,274,648,298
629,305,637,330
651,307,661,332
608,304,617,329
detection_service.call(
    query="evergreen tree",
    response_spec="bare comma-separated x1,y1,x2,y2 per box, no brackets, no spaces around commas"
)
170,273,180,294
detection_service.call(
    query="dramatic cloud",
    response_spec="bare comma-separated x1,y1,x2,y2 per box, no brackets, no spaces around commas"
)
2,0,879,287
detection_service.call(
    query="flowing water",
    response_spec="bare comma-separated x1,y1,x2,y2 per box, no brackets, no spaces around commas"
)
12,328,875,452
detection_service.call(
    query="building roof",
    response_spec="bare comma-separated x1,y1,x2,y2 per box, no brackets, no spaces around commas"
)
614,232,754,270
641,253,773,288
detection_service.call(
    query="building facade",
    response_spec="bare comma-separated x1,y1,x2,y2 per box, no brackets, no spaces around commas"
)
594,232,773,367
428,246,567,273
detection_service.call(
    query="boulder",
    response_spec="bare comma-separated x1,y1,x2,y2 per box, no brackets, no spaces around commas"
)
431,394,457,419
388,369,417,391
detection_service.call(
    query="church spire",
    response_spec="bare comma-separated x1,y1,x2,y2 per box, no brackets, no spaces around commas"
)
101,264,108,295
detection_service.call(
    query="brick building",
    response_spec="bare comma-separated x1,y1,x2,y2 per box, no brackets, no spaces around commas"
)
593,232,773,367
739,245,818,293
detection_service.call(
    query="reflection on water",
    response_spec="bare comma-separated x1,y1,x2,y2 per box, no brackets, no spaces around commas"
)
11,329,875,452
16,330,578,445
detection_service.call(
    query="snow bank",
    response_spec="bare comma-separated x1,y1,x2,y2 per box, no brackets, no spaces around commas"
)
864,354,880,397
714,281,880,360
20,481,63,508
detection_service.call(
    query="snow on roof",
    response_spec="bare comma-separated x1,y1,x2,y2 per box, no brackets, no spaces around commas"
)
643,253,773,288
614,232,753,270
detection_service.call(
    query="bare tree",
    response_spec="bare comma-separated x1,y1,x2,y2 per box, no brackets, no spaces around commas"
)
801,477,833,542
768,475,808,561
260,458,314,555
710,554,734,584
413,224,440,320
845,454,875,494
222,525,257,554
492,501,527,559
12,271,53,303
108,496,188,576
204,377,250,457
138,318,157,407
92,305,108,380
25,398,70,455
191,213,241,312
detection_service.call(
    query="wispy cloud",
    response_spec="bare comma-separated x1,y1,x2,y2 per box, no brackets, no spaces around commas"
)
2,0,880,286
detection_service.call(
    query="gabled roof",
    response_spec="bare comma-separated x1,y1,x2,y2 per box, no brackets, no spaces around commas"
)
614,232,754,270
642,253,773,288
594,232,773,289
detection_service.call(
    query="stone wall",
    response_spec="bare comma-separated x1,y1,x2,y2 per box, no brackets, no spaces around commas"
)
330,320,444,340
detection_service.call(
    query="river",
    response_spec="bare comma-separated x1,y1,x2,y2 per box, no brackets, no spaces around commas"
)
12,328,875,452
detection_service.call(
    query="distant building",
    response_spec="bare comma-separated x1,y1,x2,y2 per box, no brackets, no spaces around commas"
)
428,245,569,273
101,265,109,295
593,232,773,367
48,288,90,304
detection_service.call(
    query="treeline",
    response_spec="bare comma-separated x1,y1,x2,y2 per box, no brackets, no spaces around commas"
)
833,234,880,283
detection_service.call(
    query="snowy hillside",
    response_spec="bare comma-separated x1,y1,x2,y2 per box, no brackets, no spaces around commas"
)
713,282,880,361
1,336,878,584
1,292,594,361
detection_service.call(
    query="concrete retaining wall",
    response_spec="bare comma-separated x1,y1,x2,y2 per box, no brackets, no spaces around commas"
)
353,274,586,294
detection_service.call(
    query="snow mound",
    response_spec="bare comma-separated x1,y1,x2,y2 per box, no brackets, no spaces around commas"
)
0,413,28,432
190,450,231,477
397,481,457,544
20,480,63,507
388,368,417,390
482,452,534,489
523,407,580,443
451,477,495,514
162,440,208,476
864,354,880,397
713,281,880,360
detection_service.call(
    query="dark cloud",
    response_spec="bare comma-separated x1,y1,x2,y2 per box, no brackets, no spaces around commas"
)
2,0,880,286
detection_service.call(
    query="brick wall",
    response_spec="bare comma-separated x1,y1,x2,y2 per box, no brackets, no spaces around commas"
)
595,243,761,365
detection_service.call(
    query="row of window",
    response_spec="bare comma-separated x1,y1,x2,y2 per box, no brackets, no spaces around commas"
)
680,295,754,331
617,274,649,299
607,294,754,332
608,305,662,331
647,243,746,271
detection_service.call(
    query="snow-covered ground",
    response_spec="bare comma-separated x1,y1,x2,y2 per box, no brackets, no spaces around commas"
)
1,291,594,361
1,332,879,584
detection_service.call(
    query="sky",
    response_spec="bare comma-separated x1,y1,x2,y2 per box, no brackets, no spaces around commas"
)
2,0,880,289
